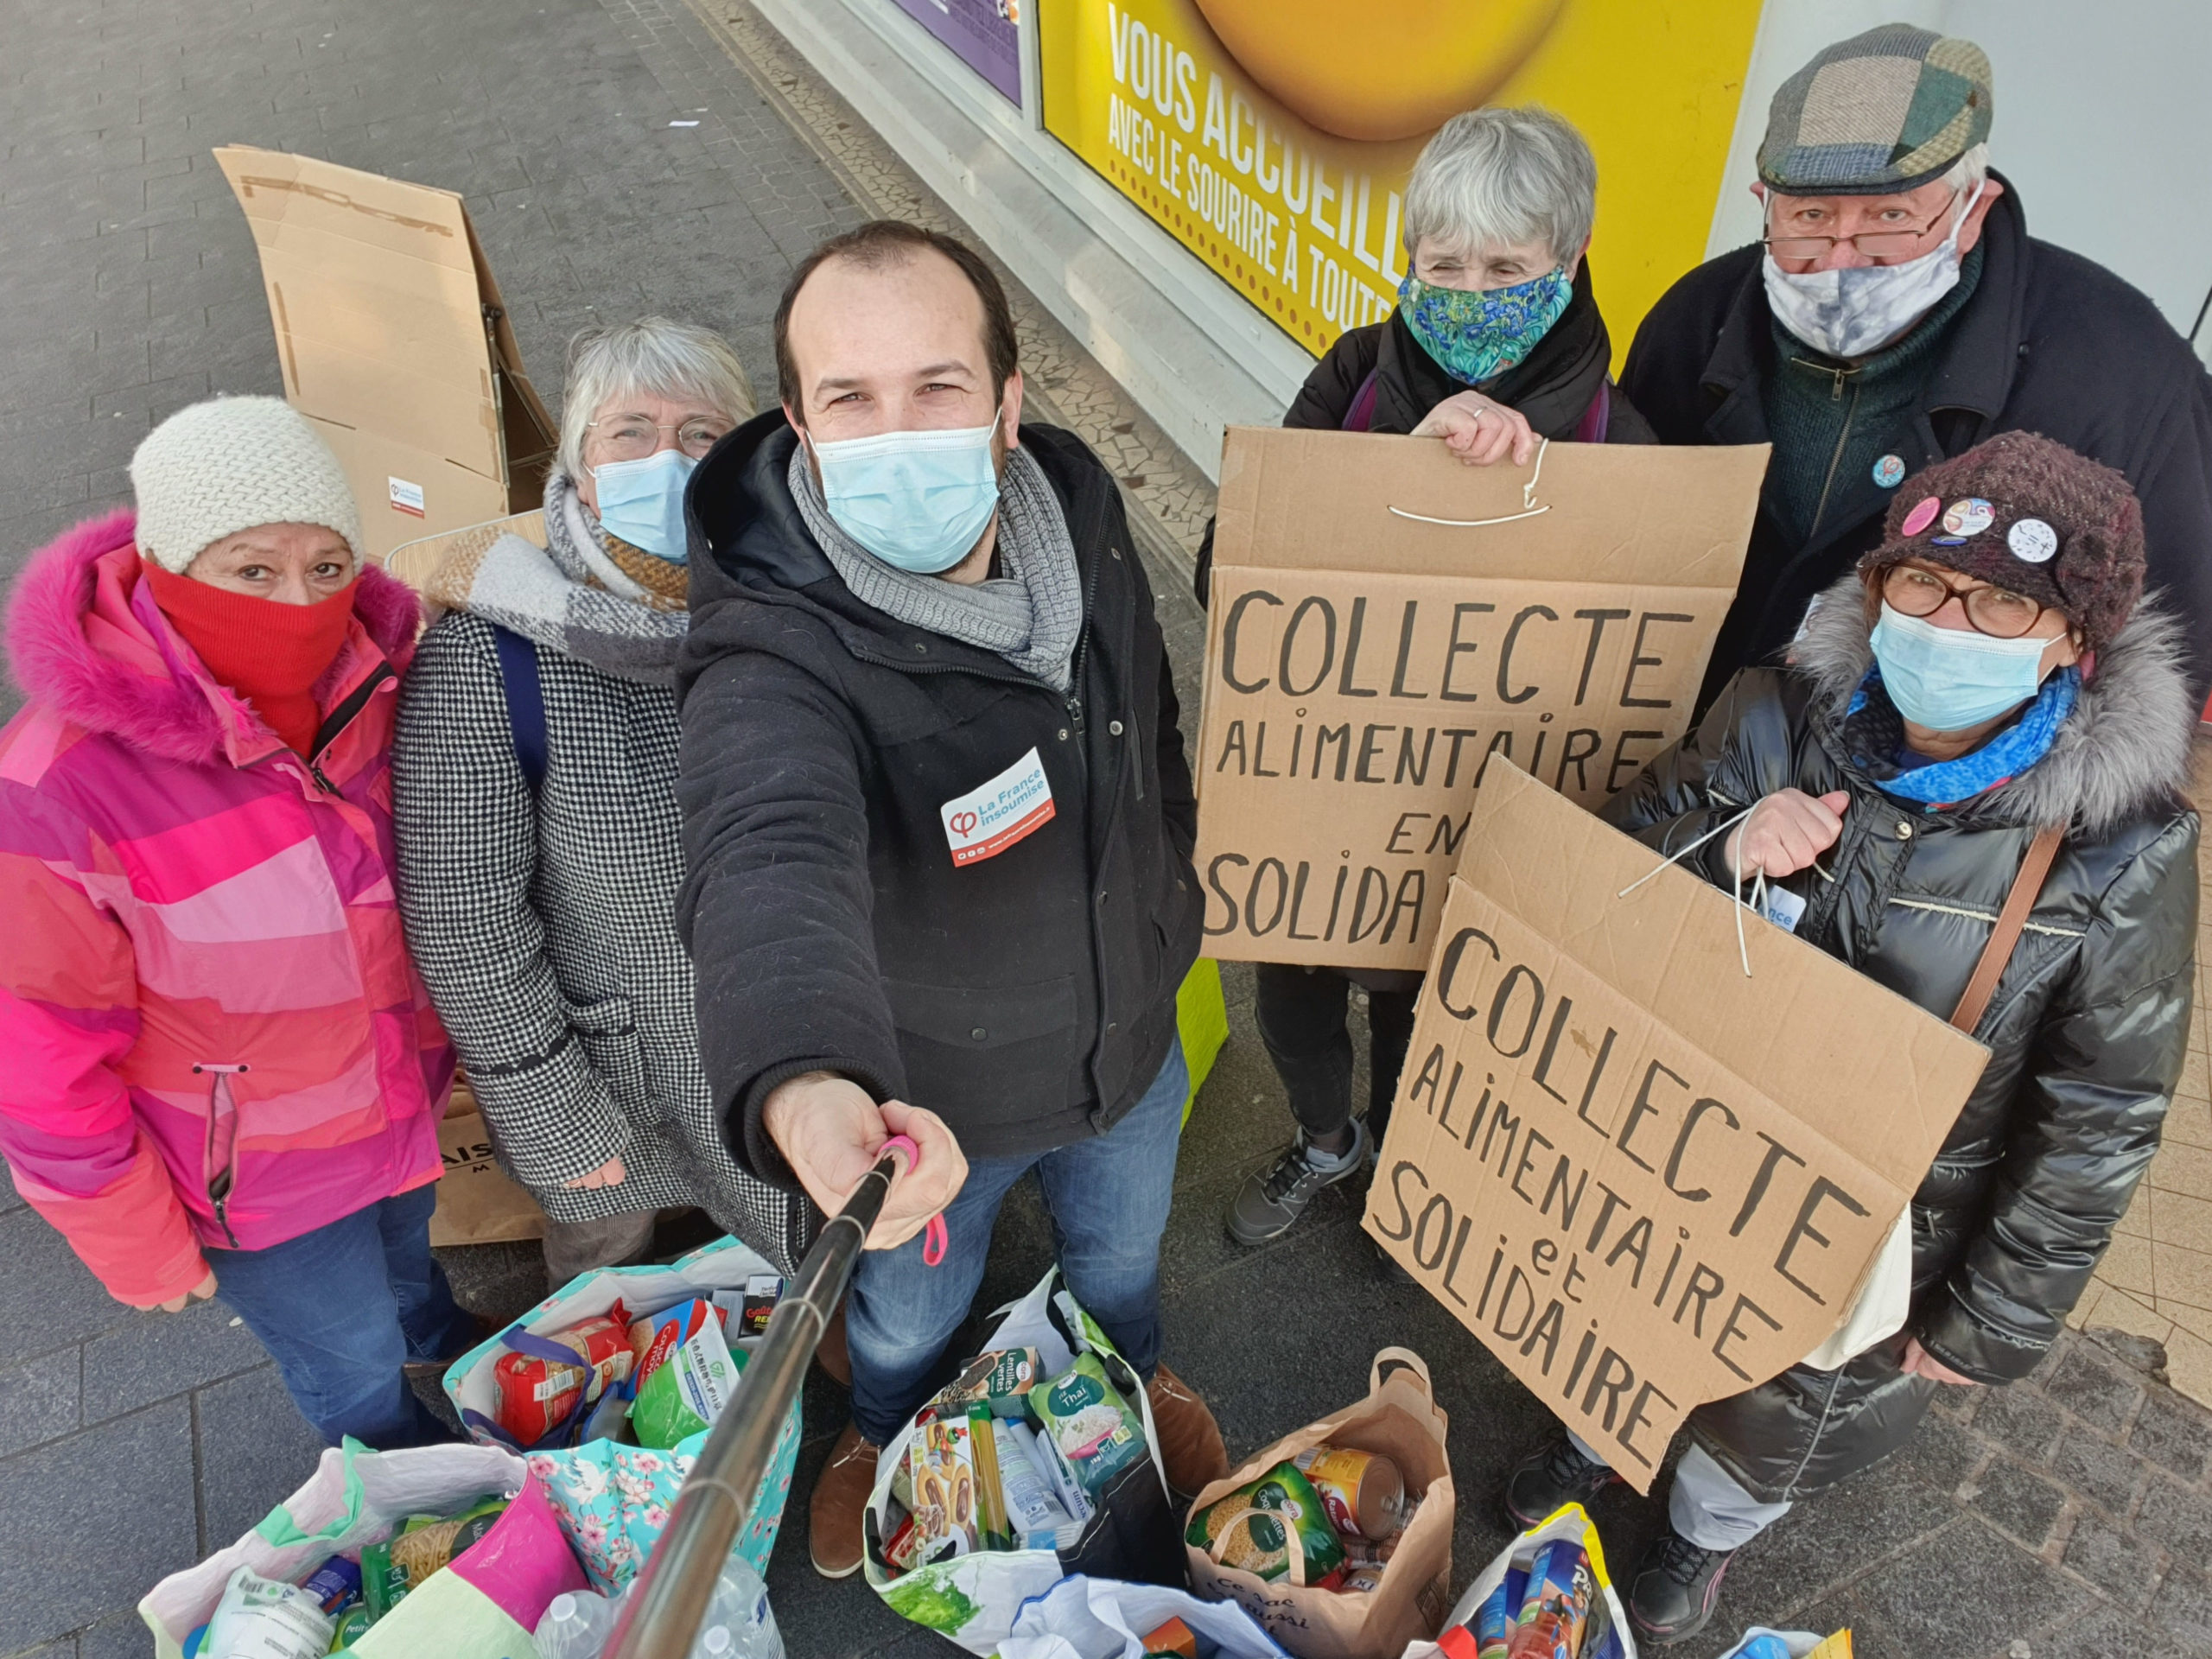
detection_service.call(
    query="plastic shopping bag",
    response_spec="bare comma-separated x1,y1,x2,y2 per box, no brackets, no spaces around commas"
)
1714,1630,1849,1659
1001,1573,1294,1659
445,1235,804,1591
137,1439,529,1659
865,1268,1183,1656
1406,1503,1634,1659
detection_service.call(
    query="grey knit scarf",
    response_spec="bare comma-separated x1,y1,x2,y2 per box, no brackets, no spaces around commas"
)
787,443,1084,693
423,469,690,685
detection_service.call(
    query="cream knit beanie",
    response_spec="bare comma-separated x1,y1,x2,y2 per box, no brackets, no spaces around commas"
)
129,396,365,574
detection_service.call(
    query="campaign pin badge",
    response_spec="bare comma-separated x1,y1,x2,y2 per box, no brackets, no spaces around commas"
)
1929,535,1967,546
2008,518,2058,563
1899,496,1942,537
1942,497,1995,537
1872,454,1906,488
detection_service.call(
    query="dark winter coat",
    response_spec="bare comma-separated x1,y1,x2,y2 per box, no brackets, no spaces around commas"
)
676,415,1202,1191
1193,263,1656,604
1621,174,2212,713
1605,576,2199,1500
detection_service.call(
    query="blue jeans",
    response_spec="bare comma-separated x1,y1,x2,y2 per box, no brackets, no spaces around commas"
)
847,1038,1188,1446
209,1182,476,1448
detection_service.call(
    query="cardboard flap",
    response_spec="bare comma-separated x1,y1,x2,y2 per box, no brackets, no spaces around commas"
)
1193,429,1768,971
1366,764,1989,1491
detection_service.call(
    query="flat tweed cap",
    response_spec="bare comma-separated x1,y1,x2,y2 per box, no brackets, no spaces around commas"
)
1760,23,1993,195
1861,433,2146,654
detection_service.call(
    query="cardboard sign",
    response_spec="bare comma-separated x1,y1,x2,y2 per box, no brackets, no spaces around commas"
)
432,1090,547,1248
1363,764,1988,1491
1194,427,1768,970
215,147,556,562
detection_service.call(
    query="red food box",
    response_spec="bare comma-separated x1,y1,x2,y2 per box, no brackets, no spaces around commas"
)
492,1301,633,1447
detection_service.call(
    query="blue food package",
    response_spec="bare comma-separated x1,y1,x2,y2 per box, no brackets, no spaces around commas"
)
302,1554,361,1613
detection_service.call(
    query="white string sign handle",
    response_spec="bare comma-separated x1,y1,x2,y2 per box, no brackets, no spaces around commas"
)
1387,437,1552,529
1617,803,1767,978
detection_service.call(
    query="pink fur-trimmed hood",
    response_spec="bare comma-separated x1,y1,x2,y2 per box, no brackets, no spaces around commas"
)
4,509,423,766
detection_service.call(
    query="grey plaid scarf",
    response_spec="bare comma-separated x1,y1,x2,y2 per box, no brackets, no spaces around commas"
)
424,469,690,684
787,442,1084,692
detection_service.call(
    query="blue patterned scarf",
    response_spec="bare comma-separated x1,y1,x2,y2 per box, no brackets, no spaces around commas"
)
1844,666,2079,809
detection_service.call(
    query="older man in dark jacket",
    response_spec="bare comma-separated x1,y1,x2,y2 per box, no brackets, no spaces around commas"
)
675,221,1226,1580
1622,23,2212,715
1503,434,2198,1643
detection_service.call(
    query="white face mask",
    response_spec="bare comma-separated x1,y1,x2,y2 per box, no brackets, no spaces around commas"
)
1762,181,1985,359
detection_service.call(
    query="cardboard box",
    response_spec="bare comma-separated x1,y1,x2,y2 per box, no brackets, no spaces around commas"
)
1192,428,1768,971
215,147,556,563
1363,763,1989,1491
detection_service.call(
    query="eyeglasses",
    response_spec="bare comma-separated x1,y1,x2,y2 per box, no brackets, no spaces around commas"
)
584,414,733,463
1763,191,1959,263
1881,563,2055,639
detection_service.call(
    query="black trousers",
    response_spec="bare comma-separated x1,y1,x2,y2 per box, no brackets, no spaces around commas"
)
1252,963,1421,1142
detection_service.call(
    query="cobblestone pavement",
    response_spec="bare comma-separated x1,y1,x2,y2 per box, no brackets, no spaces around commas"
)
4,3,2212,1656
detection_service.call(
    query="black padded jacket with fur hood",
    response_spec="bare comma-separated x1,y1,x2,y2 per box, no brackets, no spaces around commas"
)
1604,575,2198,1500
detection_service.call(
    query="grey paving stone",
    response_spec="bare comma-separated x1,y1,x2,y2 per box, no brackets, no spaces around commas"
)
2063,1509,2159,1599
2129,1388,2212,1484
1971,1456,2069,1549
1787,1516,2088,1659
77,1611,157,1659
0,1209,139,1357
82,1296,270,1424
2048,1427,2148,1518
1700,1462,1955,1635
2153,1567,2212,1649
1897,1410,1986,1498
1973,1381,2068,1459
2134,1474,2212,1562
2044,1344,2146,1435
2054,1603,2195,1659
0,1346,80,1458
193,1366,325,1556
0,1402,197,1652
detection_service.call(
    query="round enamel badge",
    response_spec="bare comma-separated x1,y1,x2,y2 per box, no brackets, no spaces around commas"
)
2008,518,2058,563
1872,454,1906,488
1942,497,1995,537
1899,496,1942,537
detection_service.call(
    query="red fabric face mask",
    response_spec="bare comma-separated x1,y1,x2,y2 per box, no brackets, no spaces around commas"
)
142,560,359,757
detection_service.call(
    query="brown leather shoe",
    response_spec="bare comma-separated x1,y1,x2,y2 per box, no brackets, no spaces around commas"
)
809,1421,880,1579
1147,1361,1230,1497
814,1297,851,1388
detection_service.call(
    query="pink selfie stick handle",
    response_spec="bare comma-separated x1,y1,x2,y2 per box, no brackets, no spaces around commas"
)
878,1134,949,1267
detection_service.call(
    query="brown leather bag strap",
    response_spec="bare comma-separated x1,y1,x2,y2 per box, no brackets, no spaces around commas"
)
1950,823,2065,1033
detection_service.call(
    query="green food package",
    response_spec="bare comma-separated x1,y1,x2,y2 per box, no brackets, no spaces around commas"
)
1185,1460,1347,1583
358,1544,409,1622
1027,1352,1147,1495
328,1603,373,1651
632,1311,747,1448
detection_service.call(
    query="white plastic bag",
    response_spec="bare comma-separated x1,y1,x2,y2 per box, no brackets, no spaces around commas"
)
138,1440,528,1659
1402,1503,1635,1659
1800,1210,1912,1370
1000,1573,1294,1659
865,1268,1179,1656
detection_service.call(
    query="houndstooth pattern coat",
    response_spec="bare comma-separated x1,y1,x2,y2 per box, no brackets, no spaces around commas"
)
392,610,805,1271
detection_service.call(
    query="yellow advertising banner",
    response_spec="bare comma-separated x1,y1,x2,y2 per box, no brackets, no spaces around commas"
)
1039,0,1767,361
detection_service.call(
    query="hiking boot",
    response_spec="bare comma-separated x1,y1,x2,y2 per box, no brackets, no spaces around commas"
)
1626,1528,1737,1644
1502,1430,1621,1529
1224,1120,1370,1246
1147,1362,1230,1497
809,1421,880,1579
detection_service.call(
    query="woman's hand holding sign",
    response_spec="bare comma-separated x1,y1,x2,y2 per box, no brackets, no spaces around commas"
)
763,1071,967,1249
1411,390,1538,467
1725,790,1851,879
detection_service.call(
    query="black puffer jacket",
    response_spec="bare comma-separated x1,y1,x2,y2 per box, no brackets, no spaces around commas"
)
675,416,1201,1191
1605,577,2198,1498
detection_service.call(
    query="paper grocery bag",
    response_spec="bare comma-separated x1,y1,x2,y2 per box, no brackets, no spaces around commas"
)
432,1104,547,1247
1184,1349,1452,1659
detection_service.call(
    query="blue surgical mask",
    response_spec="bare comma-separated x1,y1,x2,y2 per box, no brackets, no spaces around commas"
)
810,415,1002,575
589,448,696,563
1869,601,2050,729
1396,266,1574,385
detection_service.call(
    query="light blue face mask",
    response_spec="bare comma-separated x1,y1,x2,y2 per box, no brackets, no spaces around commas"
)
590,448,696,563
810,415,1001,575
1869,602,2050,729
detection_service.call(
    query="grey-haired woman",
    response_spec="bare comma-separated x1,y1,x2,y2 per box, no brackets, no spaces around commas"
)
394,317,804,1282
1209,105,1655,1251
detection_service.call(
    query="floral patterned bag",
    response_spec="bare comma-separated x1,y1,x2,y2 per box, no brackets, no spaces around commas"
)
443,1236,803,1590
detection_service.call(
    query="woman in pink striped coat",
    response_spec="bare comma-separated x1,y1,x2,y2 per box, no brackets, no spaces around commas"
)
0,397,473,1447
